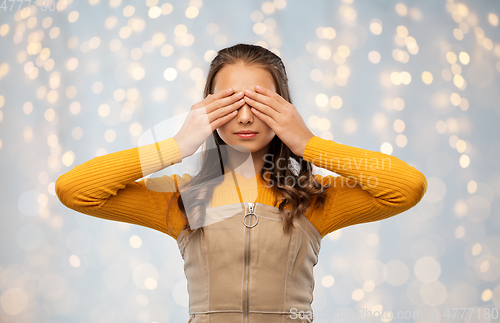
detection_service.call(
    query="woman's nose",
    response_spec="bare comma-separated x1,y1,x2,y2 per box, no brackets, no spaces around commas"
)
237,103,254,123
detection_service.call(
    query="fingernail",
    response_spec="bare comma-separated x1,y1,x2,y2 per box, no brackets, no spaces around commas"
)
227,88,234,93
245,89,251,94
255,85,262,90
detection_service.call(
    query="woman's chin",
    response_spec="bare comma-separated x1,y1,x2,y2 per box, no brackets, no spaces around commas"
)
222,143,253,154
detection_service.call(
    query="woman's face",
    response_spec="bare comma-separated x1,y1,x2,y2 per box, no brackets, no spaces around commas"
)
213,63,276,154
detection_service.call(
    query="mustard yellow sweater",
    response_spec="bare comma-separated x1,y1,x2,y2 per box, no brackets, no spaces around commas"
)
55,136,427,240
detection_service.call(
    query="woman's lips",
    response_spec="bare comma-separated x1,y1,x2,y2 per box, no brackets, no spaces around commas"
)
235,133,257,138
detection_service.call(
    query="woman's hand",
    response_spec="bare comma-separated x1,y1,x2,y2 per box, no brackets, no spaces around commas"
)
243,86,315,157
173,88,245,158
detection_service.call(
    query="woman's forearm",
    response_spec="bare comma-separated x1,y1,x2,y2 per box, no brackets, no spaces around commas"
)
302,136,427,210
55,137,183,212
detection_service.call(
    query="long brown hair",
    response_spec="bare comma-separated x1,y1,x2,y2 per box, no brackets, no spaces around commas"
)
167,43,330,238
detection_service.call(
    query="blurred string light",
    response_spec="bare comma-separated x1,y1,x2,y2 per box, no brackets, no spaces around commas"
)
0,0,499,321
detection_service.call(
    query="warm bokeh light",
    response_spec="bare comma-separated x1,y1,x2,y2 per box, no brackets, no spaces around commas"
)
422,71,433,84
370,20,382,35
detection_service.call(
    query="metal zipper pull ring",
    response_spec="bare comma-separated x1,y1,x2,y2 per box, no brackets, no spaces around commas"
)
243,202,259,228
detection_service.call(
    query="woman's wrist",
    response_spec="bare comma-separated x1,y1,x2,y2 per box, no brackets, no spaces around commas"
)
172,135,186,159
295,133,315,158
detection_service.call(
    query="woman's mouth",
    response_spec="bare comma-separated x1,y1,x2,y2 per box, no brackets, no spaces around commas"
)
235,131,258,138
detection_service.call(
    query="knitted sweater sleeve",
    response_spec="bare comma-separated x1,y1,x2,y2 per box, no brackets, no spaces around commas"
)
302,136,428,238
55,137,189,240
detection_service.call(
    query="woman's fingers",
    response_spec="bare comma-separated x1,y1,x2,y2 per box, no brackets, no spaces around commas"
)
243,95,279,121
206,88,238,104
210,109,239,130
205,91,244,114
208,96,245,129
250,106,279,130
254,85,290,106
204,91,244,124
244,88,285,113
188,88,244,131
192,88,234,110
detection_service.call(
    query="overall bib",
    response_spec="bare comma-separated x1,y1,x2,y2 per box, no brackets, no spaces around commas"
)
176,170,322,323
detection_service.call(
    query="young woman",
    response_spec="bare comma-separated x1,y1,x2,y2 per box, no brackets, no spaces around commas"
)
56,43,427,323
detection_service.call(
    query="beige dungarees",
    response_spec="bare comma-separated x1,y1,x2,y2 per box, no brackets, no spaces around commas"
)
177,199,321,323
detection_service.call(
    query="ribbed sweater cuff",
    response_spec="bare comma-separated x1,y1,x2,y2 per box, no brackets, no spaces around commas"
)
303,136,327,163
137,137,183,176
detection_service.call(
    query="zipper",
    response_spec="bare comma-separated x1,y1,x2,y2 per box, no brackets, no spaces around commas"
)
243,202,255,323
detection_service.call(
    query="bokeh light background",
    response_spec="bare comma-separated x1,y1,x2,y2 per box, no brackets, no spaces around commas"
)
1,0,500,322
